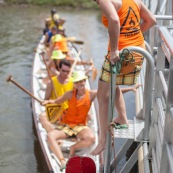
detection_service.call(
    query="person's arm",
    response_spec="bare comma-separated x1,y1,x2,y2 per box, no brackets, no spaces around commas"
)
98,0,120,64
139,1,156,33
44,80,53,99
42,90,72,105
47,59,60,76
121,84,142,93
44,32,49,46
89,90,97,101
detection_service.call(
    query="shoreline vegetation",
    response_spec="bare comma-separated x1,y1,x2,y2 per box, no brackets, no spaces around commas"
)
0,0,99,9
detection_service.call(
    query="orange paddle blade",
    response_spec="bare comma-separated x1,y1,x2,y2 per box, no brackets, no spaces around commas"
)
46,104,64,123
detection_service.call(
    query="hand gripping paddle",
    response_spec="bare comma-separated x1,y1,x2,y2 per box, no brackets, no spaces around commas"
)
66,156,96,173
6,75,63,123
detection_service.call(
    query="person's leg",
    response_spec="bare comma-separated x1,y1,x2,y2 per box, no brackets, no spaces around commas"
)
114,86,129,125
91,80,109,155
47,129,68,167
39,112,55,132
70,128,95,157
120,84,142,93
91,85,129,156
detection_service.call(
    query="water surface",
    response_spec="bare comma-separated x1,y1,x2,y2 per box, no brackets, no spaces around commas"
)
0,5,135,173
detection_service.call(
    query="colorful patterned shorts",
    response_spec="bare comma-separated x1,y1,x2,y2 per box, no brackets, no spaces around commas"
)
100,44,145,85
56,124,89,136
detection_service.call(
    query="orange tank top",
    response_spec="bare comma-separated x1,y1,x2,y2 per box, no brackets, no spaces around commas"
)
60,89,91,127
52,34,69,53
102,0,144,51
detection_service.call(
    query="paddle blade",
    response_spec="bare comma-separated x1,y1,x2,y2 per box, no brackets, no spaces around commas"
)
71,40,84,44
46,104,64,123
66,156,96,173
70,40,84,44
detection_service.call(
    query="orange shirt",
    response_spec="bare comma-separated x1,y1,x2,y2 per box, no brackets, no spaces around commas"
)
52,34,69,53
102,0,144,51
60,89,91,127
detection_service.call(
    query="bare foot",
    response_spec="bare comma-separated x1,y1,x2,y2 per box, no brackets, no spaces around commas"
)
113,116,129,126
90,141,105,156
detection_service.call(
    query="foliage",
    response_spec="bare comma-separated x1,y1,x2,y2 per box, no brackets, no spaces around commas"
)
4,0,98,9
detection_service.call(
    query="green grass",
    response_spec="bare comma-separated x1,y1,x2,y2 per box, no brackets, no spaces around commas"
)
4,0,99,9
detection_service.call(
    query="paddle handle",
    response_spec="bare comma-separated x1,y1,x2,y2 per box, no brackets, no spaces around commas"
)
69,47,83,77
7,75,42,104
40,53,58,98
66,37,84,44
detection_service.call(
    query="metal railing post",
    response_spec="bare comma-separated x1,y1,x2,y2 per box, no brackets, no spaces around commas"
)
104,68,116,173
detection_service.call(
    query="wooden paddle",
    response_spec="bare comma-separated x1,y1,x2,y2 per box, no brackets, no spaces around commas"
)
6,75,63,122
6,75,42,104
65,156,96,173
69,47,83,77
66,37,84,44
69,40,84,44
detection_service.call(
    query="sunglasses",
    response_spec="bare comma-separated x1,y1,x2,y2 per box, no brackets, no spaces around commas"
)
61,69,70,73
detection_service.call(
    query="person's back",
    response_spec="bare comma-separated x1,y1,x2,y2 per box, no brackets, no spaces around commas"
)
103,0,144,50
49,9,59,29
52,33,69,53
100,0,156,85
44,26,58,47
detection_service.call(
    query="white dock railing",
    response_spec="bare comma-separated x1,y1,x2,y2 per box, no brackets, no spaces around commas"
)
103,18,173,173
149,26,173,173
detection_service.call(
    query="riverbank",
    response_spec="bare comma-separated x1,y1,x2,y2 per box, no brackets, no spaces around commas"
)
1,0,98,9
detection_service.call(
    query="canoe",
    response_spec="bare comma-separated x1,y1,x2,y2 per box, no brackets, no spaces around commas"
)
31,35,100,172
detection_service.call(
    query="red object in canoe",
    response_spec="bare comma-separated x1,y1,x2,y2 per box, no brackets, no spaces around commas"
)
66,156,96,173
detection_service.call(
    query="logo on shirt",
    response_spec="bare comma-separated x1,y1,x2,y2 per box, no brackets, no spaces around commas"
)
120,7,140,37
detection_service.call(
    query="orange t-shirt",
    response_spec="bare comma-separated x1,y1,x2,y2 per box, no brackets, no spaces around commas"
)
60,89,91,127
102,0,144,51
52,34,69,53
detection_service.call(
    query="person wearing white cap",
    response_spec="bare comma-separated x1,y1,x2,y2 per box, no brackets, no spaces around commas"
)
47,48,94,78
41,71,97,171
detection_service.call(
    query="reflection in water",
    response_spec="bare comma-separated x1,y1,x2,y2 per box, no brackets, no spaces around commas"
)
0,5,107,173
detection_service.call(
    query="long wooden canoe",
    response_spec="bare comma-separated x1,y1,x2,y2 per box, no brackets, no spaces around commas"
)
31,35,100,172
